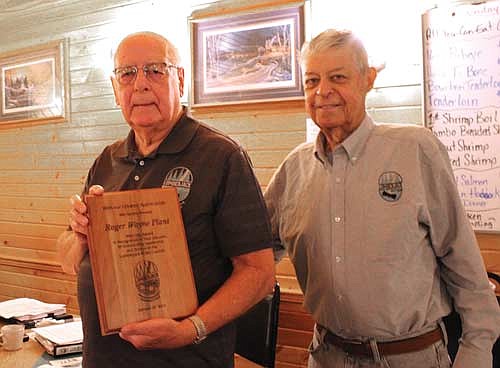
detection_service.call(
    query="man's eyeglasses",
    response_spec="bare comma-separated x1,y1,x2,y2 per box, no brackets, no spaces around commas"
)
113,62,179,85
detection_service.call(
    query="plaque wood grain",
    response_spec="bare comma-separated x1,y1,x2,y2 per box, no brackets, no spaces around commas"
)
85,188,198,335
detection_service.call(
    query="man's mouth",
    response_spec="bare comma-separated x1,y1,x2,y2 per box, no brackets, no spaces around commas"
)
316,103,342,109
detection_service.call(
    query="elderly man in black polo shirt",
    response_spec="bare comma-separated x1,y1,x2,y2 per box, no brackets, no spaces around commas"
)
56,31,275,368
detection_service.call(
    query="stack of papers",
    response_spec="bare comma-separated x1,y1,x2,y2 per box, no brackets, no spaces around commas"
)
33,320,83,356
0,298,66,322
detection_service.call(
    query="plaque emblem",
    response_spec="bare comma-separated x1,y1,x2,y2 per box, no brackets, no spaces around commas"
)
378,171,403,202
134,260,161,302
162,167,193,204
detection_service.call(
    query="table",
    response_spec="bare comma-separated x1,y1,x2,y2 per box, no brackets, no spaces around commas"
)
0,330,45,368
0,321,261,368
0,344,260,368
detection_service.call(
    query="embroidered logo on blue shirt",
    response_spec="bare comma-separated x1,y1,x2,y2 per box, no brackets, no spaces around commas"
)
378,171,403,202
162,167,193,204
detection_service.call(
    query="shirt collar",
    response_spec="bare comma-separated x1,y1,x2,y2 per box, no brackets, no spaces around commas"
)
113,106,198,160
314,114,374,165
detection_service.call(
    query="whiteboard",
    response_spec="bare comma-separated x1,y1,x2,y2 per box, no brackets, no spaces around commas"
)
422,1,500,233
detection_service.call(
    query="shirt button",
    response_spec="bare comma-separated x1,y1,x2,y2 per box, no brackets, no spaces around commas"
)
337,294,343,301
335,256,342,263
139,160,145,166
134,175,140,181
334,217,341,223
352,156,357,162
335,177,341,183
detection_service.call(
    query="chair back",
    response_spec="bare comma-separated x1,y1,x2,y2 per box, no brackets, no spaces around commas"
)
489,272,500,368
444,272,499,368
235,282,280,368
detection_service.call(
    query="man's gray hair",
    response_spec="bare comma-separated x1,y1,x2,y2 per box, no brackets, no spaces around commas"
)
114,31,181,66
300,29,369,73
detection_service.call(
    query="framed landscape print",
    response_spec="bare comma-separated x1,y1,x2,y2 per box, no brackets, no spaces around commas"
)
191,4,304,107
0,39,70,128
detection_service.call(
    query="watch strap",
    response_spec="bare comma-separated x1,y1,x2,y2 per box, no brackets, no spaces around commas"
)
188,314,207,344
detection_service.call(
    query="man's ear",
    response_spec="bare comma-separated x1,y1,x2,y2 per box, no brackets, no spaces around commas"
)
365,66,377,92
110,76,121,106
177,67,185,97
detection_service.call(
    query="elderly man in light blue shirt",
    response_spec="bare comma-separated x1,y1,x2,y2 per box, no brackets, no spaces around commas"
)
265,28,500,368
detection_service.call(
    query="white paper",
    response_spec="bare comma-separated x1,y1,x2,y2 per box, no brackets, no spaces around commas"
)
0,298,66,320
49,356,82,367
33,321,83,345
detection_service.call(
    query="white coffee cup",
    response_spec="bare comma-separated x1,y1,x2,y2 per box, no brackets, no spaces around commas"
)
0,324,25,351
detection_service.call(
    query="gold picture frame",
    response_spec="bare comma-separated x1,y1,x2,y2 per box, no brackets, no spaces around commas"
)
0,39,70,128
190,3,304,108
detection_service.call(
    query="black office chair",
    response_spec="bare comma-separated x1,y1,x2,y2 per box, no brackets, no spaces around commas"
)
444,272,500,368
235,282,280,368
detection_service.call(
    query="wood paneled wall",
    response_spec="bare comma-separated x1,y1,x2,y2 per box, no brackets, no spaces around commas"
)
0,1,498,367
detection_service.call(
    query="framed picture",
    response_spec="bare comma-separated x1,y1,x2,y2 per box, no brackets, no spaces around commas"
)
191,4,304,107
0,39,70,128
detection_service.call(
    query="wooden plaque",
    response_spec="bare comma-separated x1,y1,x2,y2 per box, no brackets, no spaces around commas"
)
85,187,198,335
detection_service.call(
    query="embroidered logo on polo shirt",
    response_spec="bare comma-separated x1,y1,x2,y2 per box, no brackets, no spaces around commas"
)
378,171,403,202
162,167,193,204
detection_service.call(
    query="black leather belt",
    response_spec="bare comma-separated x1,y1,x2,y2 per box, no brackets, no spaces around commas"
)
318,325,443,357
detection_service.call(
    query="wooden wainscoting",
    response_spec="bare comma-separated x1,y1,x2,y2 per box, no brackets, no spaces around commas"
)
0,258,78,314
276,292,312,368
478,233,500,274
275,257,311,368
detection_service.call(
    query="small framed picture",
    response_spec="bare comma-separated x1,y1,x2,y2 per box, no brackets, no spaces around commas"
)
0,39,70,128
191,4,304,107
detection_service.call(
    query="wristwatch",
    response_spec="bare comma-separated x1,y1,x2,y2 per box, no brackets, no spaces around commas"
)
188,314,207,344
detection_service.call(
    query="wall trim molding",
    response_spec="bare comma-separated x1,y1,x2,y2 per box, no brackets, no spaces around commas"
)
0,256,61,273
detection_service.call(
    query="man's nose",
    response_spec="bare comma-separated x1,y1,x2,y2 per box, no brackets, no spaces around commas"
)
134,68,150,91
315,81,334,97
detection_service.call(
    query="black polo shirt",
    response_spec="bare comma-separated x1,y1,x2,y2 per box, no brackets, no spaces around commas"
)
77,111,273,368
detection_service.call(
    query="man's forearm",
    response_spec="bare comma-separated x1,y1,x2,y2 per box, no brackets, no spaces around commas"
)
56,230,88,275
194,248,275,336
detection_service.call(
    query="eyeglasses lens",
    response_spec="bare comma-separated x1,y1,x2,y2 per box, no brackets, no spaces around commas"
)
115,63,171,85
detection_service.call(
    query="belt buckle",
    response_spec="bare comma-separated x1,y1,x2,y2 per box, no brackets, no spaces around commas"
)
343,338,370,357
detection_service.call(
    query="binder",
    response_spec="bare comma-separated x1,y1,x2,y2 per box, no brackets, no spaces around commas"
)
34,333,83,356
32,320,83,357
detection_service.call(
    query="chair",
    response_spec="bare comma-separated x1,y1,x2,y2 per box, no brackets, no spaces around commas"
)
489,272,500,368
444,272,500,368
235,282,280,368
